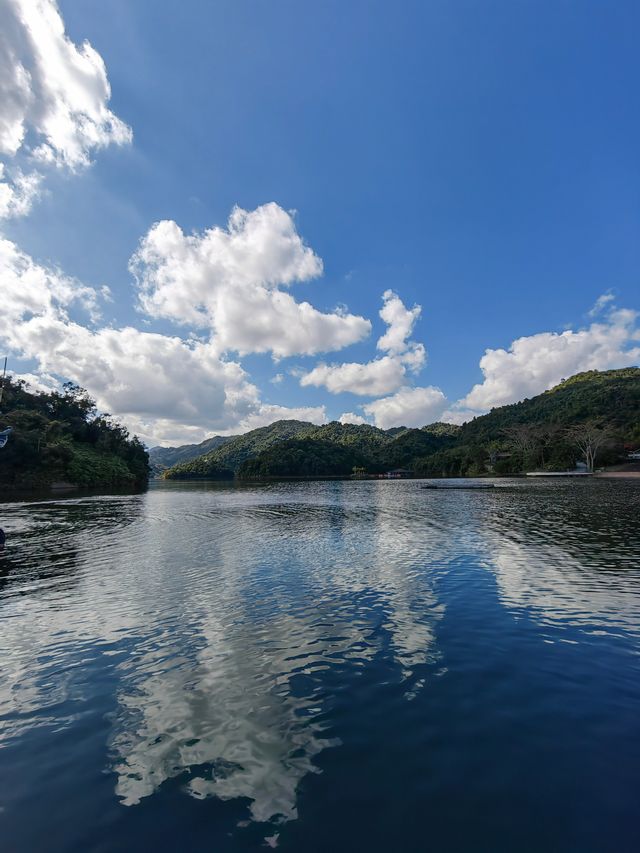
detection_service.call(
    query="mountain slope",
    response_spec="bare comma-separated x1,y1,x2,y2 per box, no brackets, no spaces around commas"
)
300,421,392,456
238,438,370,478
163,368,640,480
414,367,640,476
149,434,235,476
459,367,640,444
0,379,149,489
163,420,314,478
236,426,458,478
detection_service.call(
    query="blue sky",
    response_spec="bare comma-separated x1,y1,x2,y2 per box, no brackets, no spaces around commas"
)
1,0,639,443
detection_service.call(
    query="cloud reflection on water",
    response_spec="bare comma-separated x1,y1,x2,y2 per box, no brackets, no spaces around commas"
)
1,480,639,829
479,483,640,636
108,483,446,821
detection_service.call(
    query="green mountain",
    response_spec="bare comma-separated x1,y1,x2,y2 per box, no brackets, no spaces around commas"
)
238,438,370,478
163,419,314,478
0,378,149,490
235,426,458,478
385,426,410,437
149,434,235,476
414,367,640,476
379,427,458,469
164,419,456,479
421,422,461,438
461,368,640,443
163,368,640,481
301,421,392,455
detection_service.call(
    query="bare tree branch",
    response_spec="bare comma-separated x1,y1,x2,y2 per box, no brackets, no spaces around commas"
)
565,422,616,472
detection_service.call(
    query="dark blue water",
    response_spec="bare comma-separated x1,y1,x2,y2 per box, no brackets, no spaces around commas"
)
1,478,639,852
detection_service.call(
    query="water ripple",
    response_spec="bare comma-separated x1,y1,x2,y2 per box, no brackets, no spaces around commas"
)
1,479,640,850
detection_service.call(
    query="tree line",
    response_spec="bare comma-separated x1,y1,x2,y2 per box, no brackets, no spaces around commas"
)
0,378,149,489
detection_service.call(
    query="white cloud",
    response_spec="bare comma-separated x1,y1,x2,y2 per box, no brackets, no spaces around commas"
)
0,162,40,217
235,404,327,433
17,324,261,445
0,236,280,444
440,407,475,426
0,0,132,168
301,354,408,397
9,370,59,393
1,234,102,321
130,203,371,358
588,291,615,318
270,372,284,384
377,289,421,354
299,290,426,396
338,412,370,425
363,386,447,430
459,309,640,412
0,0,131,218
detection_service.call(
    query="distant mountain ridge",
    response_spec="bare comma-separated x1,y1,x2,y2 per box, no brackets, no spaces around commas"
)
149,434,235,476
162,368,640,480
163,417,460,479
163,420,316,478
157,420,465,478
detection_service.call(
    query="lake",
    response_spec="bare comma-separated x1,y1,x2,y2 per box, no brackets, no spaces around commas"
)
1,478,639,852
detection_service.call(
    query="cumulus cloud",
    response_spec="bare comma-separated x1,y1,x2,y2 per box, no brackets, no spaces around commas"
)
459,309,640,412
439,407,475,426
130,203,371,358
376,289,421,354
363,386,447,430
338,412,370,425
1,234,102,321
0,162,40,217
235,404,327,433
0,236,293,444
300,290,426,396
0,0,131,217
0,0,131,167
9,370,59,393
301,355,408,397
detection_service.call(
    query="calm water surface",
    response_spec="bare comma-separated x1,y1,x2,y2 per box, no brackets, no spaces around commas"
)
1,479,639,852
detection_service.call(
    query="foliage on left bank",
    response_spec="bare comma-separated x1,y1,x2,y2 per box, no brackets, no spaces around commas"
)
0,378,149,490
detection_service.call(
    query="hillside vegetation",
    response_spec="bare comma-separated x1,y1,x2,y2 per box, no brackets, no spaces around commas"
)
149,434,235,476
0,378,149,490
415,368,640,476
163,419,314,479
417,368,638,477
163,368,640,480
238,438,370,478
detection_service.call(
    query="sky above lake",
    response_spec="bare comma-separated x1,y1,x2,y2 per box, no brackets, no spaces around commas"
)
2,0,639,445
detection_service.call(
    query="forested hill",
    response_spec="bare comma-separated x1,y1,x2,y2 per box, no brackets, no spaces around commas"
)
163,367,640,480
163,419,316,478
148,434,235,476
163,417,462,479
459,368,640,444
415,367,640,477
0,378,149,490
